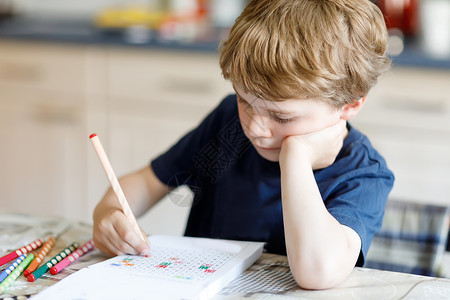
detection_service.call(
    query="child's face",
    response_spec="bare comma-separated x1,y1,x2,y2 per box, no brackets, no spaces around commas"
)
234,85,343,162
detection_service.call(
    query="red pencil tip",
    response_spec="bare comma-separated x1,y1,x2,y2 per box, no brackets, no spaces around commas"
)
50,267,58,275
23,270,30,277
27,274,35,282
89,133,97,139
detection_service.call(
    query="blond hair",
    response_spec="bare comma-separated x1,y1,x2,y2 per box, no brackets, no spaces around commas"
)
219,0,390,107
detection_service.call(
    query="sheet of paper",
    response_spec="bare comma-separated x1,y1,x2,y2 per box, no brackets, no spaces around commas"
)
30,235,264,300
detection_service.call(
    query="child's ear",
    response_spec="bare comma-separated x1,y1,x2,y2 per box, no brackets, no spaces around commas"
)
340,97,366,120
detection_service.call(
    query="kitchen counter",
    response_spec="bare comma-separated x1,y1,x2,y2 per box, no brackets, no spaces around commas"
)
0,17,220,52
1,17,450,69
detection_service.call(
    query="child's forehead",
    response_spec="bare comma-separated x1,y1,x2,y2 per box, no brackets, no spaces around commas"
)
234,85,285,108
233,84,332,114
234,84,285,102
234,84,309,104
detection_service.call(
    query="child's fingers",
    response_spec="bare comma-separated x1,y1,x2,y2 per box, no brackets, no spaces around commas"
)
93,208,148,255
113,220,149,255
104,233,135,256
139,227,151,255
93,226,126,256
140,228,150,246
95,214,140,255
93,238,122,257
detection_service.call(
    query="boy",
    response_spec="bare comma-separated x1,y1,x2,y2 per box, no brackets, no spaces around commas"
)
93,0,394,289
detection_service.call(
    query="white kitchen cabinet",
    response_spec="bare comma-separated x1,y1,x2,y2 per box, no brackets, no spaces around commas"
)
0,41,90,221
353,67,450,206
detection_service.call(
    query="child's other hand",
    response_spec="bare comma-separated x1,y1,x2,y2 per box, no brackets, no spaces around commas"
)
93,207,150,257
280,119,347,170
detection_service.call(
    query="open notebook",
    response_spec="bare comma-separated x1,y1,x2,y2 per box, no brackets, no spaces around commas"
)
30,235,264,300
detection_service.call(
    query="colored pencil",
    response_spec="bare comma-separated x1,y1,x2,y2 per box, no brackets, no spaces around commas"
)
89,133,146,243
23,236,55,277
0,254,27,284
0,254,34,293
50,240,94,275
0,239,43,267
27,242,79,282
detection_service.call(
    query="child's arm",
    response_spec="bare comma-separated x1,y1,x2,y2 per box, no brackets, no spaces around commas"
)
93,166,169,256
279,120,361,290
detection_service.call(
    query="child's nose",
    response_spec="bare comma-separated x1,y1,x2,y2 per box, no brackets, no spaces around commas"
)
246,113,272,138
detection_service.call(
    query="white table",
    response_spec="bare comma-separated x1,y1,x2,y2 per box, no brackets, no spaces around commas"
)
1,221,450,300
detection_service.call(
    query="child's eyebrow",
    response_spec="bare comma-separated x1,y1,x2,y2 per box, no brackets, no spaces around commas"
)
267,106,291,115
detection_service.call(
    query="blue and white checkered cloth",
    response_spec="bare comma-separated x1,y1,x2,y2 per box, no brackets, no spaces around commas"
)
365,199,450,277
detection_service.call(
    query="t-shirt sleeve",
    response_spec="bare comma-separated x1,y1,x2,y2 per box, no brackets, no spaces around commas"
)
326,174,394,266
321,141,395,267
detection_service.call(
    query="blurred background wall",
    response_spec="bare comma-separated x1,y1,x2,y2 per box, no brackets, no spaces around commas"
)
0,0,448,243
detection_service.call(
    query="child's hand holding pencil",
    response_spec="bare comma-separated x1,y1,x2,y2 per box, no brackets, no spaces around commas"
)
93,203,150,256
90,133,151,257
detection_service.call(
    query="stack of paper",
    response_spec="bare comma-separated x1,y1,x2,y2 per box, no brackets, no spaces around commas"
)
30,235,264,300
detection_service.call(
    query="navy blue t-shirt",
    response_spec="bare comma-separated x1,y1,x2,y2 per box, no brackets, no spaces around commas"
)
151,95,394,266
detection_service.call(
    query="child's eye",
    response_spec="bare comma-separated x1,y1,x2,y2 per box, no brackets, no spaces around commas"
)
272,114,293,124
